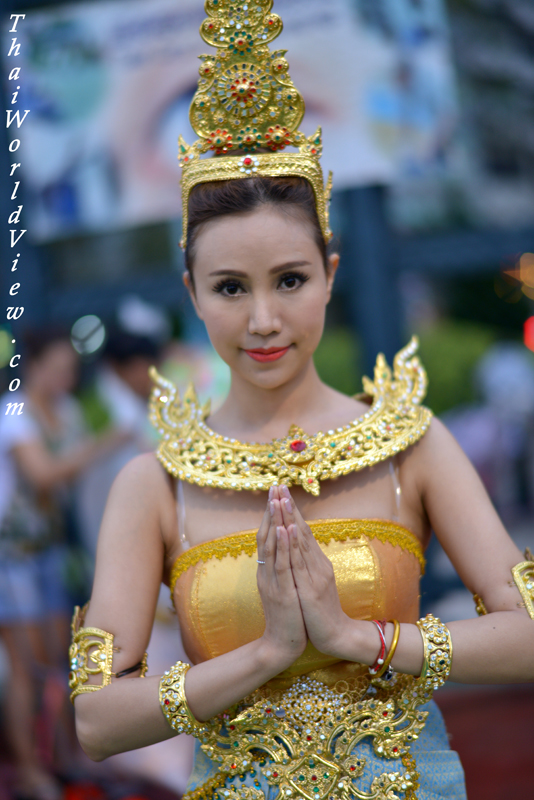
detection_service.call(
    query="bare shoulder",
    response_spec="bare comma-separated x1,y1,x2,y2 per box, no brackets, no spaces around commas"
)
103,452,176,536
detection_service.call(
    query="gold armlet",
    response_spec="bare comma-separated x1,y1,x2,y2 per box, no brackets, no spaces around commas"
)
159,661,208,736
511,549,534,619
473,594,488,616
68,605,148,703
415,613,453,696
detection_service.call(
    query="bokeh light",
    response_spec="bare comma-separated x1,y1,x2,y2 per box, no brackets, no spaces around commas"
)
71,315,106,355
523,316,534,352
0,329,15,368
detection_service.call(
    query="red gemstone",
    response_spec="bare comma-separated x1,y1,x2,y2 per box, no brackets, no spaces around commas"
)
290,440,307,453
265,708,272,713
273,773,278,778
393,748,398,753
311,776,317,781
383,712,388,717
349,767,356,772
308,479,313,484
165,699,170,705
306,736,312,741
243,157,253,166
231,764,237,770
230,725,235,730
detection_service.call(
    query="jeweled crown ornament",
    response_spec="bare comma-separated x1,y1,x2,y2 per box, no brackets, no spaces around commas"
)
178,0,333,247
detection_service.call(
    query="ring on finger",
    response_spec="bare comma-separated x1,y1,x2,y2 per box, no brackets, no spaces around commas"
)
257,559,266,564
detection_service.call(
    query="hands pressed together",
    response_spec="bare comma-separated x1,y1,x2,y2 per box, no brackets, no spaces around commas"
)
256,485,353,666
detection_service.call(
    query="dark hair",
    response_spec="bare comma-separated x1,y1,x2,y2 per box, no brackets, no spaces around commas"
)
104,329,161,364
23,326,72,363
185,176,328,276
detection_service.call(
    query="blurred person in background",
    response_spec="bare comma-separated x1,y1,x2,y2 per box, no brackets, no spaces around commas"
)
0,329,128,800
76,300,167,561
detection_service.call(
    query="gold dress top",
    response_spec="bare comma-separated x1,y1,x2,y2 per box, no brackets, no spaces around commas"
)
171,518,424,691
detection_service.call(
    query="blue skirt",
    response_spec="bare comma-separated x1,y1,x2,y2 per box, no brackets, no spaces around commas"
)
185,700,466,800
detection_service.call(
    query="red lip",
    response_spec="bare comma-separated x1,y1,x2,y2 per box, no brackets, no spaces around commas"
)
245,346,291,363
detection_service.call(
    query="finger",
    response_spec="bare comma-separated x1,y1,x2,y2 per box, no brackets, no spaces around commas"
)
287,523,310,584
260,501,278,569
256,499,271,552
274,525,296,591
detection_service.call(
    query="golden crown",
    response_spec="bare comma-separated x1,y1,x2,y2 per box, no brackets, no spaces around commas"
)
178,0,333,247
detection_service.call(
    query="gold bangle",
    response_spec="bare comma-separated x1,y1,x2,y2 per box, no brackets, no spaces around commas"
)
375,619,400,679
511,550,534,620
159,661,207,736
415,613,453,694
68,605,148,703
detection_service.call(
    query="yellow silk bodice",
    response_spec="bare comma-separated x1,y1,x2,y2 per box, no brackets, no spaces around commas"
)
171,519,424,690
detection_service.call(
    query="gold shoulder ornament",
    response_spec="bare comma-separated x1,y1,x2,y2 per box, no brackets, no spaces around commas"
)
511,548,534,619
149,337,433,496
178,0,333,247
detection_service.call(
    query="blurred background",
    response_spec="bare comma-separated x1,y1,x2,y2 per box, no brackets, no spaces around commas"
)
0,0,533,798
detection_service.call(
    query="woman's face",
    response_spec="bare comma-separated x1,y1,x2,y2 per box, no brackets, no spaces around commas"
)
29,340,79,396
186,205,338,390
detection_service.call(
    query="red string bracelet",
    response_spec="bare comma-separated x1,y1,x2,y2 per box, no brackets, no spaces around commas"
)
369,619,387,675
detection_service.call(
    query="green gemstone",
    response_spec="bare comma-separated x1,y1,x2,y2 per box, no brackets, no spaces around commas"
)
323,773,329,779
384,726,390,733
313,790,319,794
330,442,336,448
268,453,273,458
299,776,305,782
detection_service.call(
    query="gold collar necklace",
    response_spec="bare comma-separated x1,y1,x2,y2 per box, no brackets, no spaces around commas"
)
149,338,432,496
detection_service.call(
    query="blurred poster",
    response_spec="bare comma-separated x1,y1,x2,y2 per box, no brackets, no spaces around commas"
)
2,0,457,242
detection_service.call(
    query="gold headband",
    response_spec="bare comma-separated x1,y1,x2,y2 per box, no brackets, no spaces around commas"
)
178,0,333,248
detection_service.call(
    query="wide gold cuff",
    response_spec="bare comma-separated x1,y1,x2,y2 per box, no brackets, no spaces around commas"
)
511,549,534,619
68,605,148,703
415,613,453,694
159,661,207,736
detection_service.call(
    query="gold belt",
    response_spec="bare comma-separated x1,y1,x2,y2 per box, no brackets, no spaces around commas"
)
187,672,433,800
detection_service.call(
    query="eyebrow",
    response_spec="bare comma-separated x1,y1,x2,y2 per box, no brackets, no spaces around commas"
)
208,260,312,277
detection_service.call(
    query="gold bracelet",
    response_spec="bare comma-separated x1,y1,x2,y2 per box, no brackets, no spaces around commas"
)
511,549,534,620
472,594,488,616
68,605,148,703
415,613,453,696
375,619,400,679
159,661,207,736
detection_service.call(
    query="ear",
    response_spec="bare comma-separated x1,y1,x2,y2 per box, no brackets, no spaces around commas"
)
325,253,339,303
183,271,204,320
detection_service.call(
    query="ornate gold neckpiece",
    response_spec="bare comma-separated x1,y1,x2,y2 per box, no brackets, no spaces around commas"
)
178,0,333,246
149,338,432,496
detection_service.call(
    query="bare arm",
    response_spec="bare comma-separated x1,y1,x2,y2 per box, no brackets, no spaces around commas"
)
74,458,307,761
279,420,534,683
11,430,129,491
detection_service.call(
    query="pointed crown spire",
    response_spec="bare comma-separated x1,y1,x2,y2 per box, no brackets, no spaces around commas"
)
178,0,333,247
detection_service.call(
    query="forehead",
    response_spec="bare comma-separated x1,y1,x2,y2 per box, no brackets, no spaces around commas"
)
192,205,320,270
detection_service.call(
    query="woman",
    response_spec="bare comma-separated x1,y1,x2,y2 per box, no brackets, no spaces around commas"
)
0,329,127,799
70,4,534,799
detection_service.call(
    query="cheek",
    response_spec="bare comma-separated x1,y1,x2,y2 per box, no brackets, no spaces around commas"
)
290,287,327,348
199,299,244,354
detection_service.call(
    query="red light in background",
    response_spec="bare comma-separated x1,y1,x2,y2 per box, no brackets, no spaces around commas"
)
524,317,534,351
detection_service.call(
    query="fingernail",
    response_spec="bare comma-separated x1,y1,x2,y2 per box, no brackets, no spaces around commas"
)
268,486,273,500
269,501,275,515
276,526,282,540
281,485,290,498
284,498,292,512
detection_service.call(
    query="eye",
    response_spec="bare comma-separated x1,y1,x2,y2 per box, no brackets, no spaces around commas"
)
213,279,246,297
278,271,309,291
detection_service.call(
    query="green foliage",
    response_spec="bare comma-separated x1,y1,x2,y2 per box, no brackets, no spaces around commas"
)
315,320,500,416
314,327,362,396
78,385,112,434
417,320,498,415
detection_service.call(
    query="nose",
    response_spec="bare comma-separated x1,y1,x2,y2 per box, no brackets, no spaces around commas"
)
247,292,282,337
